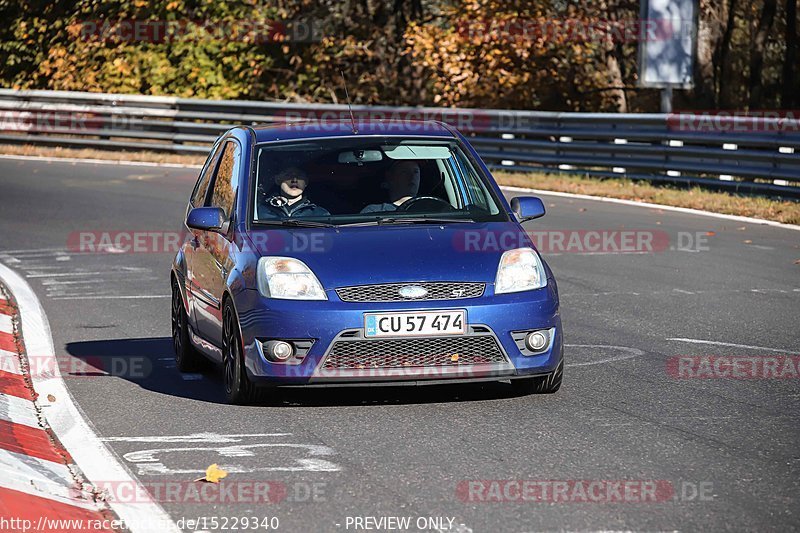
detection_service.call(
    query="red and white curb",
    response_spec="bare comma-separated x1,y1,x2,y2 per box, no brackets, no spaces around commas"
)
0,263,180,532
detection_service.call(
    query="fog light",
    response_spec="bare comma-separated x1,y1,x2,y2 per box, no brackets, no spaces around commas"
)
263,340,294,362
525,331,548,352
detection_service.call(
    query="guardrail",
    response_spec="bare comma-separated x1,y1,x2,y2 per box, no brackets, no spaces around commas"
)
1,89,799,197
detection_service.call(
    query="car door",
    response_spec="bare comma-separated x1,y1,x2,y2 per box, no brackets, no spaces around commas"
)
192,138,242,346
184,139,224,332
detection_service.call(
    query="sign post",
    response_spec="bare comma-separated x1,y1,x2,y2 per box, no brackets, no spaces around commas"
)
638,0,698,112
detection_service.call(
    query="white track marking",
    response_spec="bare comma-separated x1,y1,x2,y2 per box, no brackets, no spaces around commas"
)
51,295,170,300
41,279,120,286
0,249,160,299
2,154,798,230
0,349,22,374
3,251,73,258
561,287,799,298
565,344,645,367
0,153,201,169
0,262,181,533
101,433,292,443
0,312,12,332
0,449,96,507
500,185,800,232
666,338,800,355
123,443,340,475
0,393,41,429
0,247,69,254
133,458,340,476
26,271,122,278
26,267,150,278
101,433,339,475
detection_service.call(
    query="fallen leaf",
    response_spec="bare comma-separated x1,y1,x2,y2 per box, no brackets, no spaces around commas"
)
794,259,800,265
47,394,56,402
705,231,716,236
195,464,228,483
579,208,586,212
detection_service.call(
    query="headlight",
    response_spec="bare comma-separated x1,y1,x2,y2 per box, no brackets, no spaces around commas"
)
257,257,327,300
495,247,547,294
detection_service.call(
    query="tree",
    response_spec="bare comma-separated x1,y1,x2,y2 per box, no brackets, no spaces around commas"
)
749,0,778,107
782,0,797,107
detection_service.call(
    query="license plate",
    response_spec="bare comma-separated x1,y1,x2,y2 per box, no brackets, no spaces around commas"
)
364,310,466,338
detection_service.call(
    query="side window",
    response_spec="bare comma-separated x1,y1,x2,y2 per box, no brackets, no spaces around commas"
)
208,141,241,220
455,151,500,215
191,141,224,207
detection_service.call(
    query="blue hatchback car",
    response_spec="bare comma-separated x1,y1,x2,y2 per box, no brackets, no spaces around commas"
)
171,120,563,403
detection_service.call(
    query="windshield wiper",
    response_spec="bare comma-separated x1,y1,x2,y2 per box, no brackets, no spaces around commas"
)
382,217,475,225
340,217,475,227
254,219,337,228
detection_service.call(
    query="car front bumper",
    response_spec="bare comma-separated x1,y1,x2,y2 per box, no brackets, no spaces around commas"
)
233,283,563,386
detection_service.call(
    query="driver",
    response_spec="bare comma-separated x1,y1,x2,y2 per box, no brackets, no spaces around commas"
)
258,166,330,219
360,161,421,213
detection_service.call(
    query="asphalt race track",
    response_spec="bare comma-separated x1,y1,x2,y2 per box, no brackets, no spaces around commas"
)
1,157,798,532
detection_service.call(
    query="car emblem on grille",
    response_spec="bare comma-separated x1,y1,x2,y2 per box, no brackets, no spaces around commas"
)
398,285,428,299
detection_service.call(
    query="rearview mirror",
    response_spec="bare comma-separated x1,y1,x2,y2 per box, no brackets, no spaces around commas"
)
511,196,546,222
338,149,383,164
186,206,226,232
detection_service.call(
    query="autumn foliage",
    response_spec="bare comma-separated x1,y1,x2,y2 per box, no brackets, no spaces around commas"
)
0,0,796,111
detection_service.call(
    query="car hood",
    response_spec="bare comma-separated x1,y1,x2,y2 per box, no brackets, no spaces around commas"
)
246,221,537,288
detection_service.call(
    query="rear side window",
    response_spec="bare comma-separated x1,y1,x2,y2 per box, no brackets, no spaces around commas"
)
191,141,224,207
209,141,241,220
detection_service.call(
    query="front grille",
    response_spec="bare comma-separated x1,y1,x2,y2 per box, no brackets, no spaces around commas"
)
322,335,506,369
336,282,485,303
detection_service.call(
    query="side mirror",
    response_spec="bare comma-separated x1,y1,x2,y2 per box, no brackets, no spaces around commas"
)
511,196,546,222
186,206,226,232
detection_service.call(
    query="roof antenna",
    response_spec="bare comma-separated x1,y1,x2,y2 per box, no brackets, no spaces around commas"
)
340,70,358,134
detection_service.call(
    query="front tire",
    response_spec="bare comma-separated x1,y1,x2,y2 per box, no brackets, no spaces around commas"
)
512,358,563,395
222,301,257,405
172,279,203,372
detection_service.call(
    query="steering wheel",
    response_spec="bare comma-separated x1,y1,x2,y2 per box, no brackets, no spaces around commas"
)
397,196,455,213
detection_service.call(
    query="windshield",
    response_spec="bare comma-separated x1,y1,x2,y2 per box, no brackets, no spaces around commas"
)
251,137,506,226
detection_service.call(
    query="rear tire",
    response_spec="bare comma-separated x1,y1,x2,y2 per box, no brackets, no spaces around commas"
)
512,359,563,395
172,279,203,372
222,301,257,405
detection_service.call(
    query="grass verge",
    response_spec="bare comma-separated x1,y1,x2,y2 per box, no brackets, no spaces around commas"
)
493,171,800,225
1,143,798,225
0,143,205,166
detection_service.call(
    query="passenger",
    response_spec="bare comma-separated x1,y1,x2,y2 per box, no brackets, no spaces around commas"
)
258,166,330,219
360,161,421,213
